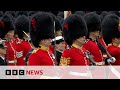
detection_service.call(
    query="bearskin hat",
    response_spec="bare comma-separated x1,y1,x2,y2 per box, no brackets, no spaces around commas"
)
15,11,28,18
30,12,54,48
29,11,38,16
55,17,62,32
109,11,120,17
84,12,101,38
49,12,62,32
101,14,120,45
57,11,64,18
57,16,64,28
74,11,85,17
5,11,15,17
0,14,15,38
15,15,29,39
100,11,109,19
0,11,3,17
4,12,15,23
49,11,59,16
63,14,88,45
96,11,103,15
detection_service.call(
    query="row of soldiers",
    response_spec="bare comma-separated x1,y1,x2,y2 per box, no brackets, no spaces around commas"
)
0,11,120,66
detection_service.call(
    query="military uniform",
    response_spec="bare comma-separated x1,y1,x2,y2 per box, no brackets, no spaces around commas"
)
28,12,55,66
102,14,120,65
5,39,17,65
83,39,104,63
60,44,90,66
0,14,17,66
83,12,105,65
60,14,91,66
15,15,32,65
28,46,56,65
107,45,120,65
15,38,31,65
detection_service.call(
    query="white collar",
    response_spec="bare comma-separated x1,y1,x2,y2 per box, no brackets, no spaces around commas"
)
0,56,5,60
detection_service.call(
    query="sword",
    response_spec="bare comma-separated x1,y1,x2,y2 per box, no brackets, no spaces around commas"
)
22,30,29,38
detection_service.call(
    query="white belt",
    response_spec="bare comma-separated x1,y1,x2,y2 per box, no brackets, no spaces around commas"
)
7,60,17,64
69,71,88,77
96,62,105,65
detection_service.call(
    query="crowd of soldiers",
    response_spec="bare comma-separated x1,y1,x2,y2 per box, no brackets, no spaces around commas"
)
0,11,120,66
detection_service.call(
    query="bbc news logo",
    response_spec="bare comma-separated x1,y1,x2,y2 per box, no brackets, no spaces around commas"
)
6,70,25,75
5,70,43,75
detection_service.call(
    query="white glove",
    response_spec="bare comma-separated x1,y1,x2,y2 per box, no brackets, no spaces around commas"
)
107,57,116,64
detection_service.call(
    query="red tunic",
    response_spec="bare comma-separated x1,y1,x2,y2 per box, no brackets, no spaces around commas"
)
15,38,32,65
107,45,120,65
28,46,56,66
83,39,103,62
5,39,17,66
60,44,90,66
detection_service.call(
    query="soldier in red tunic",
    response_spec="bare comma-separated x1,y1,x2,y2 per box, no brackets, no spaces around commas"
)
0,14,17,66
83,12,108,66
59,14,92,66
28,12,56,66
102,14,120,65
14,15,32,65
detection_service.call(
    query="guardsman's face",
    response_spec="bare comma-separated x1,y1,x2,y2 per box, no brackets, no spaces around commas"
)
0,48,6,55
56,41,65,51
91,31,100,38
115,37,120,44
42,39,52,47
6,30,15,39
77,36,86,44
55,31,62,36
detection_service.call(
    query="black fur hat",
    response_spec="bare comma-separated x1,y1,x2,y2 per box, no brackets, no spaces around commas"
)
101,14,120,45
63,14,88,45
84,12,101,33
57,11,64,18
74,11,85,17
30,12,54,47
0,14,15,38
15,11,28,18
15,15,29,39
29,11,38,16
0,11,3,17
5,11,15,17
49,12,62,32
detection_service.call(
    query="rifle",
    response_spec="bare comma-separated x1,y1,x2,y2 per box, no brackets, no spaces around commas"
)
85,50,96,65
96,38,116,65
